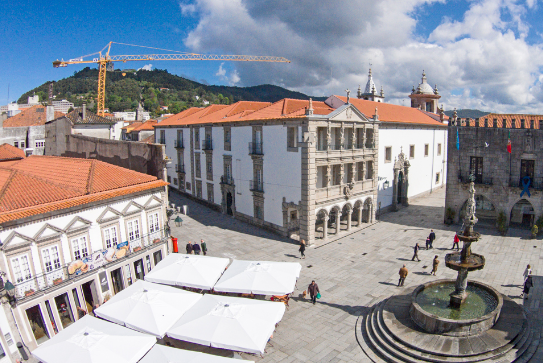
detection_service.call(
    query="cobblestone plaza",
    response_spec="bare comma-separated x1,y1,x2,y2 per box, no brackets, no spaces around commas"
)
169,187,543,362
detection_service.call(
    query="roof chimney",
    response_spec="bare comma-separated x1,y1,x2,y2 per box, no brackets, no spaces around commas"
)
46,105,55,122
82,103,87,121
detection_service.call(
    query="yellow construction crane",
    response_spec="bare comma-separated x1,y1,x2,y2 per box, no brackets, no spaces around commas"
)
53,41,291,116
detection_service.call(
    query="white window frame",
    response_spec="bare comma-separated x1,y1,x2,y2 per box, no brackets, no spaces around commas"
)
11,255,32,284
437,143,442,156
127,219,140,242
71,236,89,261
103,226,118,249
42,245,61,273
148,212,159,234
35,140,45,148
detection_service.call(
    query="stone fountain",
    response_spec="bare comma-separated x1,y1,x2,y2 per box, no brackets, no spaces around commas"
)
358,177,535,362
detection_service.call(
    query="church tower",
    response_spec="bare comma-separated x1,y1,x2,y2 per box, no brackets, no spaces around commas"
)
409,71,441,113
357,68,385,102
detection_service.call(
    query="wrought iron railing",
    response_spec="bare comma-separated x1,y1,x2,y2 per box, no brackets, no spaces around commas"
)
221,175,234,185
12,230,168,300
158,138,166,145
174,139,184,148
248,142,263,155
250,180,264,192
203,139,213,150
510,177,543,190
458,173,493,185
175,164,185,173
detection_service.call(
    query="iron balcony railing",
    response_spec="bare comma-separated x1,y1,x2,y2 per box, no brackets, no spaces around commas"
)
250,180,264,193
175,164,185,173
203,139,213,150
458,173,493,185
510,177,543,190
248,142,263,155
221,175,234,185
174,139,184,148
158,138,166,145
12,230,167,300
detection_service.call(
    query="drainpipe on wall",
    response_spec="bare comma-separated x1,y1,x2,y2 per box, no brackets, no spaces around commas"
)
431,129,435,193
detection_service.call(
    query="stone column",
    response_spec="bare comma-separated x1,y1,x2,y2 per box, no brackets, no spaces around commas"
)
352,127,357,149
340,164,344,185
357,207,363,226
326,165,331,187
322,215,328,240
300,123,317,245
347,209,352,231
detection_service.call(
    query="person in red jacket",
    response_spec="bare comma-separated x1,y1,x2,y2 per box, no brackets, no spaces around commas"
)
308,280,320,305
452,233,460,251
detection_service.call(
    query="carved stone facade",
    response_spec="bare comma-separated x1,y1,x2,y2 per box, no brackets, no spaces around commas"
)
392,150,411,210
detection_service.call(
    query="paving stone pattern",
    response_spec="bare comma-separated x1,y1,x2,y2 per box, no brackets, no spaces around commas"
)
169,188,543,362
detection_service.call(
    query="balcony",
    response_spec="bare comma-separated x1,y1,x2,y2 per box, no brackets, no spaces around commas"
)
203,139,213,151
509,177,543,190
158,138,166,145
250,180,264,193
458,173,493,186
174,139,184,149
12,230,168,301
248,142,263,155
175,164,185,173
221,175,234,185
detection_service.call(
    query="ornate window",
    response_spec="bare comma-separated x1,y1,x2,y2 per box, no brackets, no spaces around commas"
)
103,226,118,248
12,255,31,283
148,212,159,233
42,246,61,272
71,236,88,260
127,220,140,242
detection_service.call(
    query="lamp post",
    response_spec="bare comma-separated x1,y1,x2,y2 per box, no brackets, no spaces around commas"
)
174,216,183,227
3,280,15,307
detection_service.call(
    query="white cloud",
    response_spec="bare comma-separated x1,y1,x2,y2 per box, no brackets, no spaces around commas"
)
180,0,543,113
138,64,153,71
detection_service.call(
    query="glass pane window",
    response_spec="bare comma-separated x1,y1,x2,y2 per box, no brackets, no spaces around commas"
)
54,293,75,329
42,246,61,272
148,213,159,233
127,220,140,241
12,255,32,283
26,305,50,344
103,226,118,248
71,237,88,260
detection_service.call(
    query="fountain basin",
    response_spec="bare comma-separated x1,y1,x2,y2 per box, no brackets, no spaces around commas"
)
445,252,485,271
457,232,481,243
409,280,503,337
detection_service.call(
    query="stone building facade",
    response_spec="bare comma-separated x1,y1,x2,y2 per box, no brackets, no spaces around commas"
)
445,113,543,229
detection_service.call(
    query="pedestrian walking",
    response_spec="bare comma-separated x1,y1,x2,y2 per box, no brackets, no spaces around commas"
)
452,233,460,251
428,229,436,249
193,242,201,255
412,243,421,261
431,255,440,276
425,237,431,250
398,265,408,287
186,241,193,254
522,274,533,299
308,280,320,305
299,239,306,259
201,239,208,256
523,264,532,283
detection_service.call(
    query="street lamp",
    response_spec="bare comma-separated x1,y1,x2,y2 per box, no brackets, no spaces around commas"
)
4,281,15,299
174,216,183,227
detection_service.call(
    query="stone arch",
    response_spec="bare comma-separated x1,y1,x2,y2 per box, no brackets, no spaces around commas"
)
353,199,364,226
362,198,373,223
340,204,353,231
459,194,497,226
315,209,329,240
509,198,535,229
329,205,342,235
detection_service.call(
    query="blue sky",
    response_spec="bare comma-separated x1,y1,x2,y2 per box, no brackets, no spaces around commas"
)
3,0,543,112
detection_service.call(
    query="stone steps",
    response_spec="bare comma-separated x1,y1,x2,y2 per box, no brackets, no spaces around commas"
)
358,297,536,363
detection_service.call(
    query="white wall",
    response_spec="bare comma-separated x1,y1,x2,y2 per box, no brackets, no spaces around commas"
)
72,125,111,139
377,126,448,209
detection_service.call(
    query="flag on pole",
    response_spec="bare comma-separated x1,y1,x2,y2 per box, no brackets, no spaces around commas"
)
456,128,460,150
507,131,511,153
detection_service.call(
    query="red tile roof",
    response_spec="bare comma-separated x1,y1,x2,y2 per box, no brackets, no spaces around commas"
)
333,96,446,126
0,144,25,162
156,99,334,127
130,119,158,132
465,113,543,128
3,106,64,128
0,156,168,223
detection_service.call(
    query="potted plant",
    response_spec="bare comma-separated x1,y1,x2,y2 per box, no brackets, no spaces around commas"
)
497,211,507,236
53,278,63,285
445,207,455,225
25,289,35,297
133,246,142,252
153,238,161,244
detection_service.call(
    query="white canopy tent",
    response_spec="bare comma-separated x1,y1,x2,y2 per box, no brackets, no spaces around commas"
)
166,294,285,355
144,254,230,290
94,280,202,338
213,260,302,295
139,345,254,363
32,315,155,363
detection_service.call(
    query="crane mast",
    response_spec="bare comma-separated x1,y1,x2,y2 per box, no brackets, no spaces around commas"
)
53,42,290,116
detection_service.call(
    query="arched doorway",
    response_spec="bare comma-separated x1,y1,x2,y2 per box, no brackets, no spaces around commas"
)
315,210,328,239
340,205,352,231
510,199,534,229
397,171,403,204
329,207,341,235
459,195,497,226
362,199,372,223
353,200,363,227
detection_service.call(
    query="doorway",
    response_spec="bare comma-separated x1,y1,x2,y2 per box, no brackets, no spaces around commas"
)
81,280,99,313
226,192,233,216
510,199,534,229
110,268,124,295
134,259,145,280
397,171,403,204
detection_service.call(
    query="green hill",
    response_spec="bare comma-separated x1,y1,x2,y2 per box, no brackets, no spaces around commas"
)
18,67,325,116
444,109,489,119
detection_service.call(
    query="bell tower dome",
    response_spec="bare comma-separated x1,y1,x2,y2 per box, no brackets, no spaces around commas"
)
409,70,441,113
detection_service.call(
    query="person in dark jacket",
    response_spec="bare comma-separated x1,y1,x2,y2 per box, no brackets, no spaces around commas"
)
186,241,193,254
428,229,436,249
308,280,320,305
192,242,201,255
425,237,431,250
412,243,421,261
201,239,208,256
398,265,408,287
299,239,306,259
523,274,534,299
